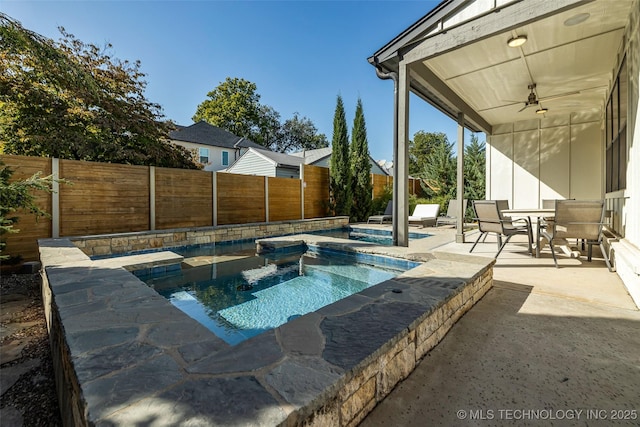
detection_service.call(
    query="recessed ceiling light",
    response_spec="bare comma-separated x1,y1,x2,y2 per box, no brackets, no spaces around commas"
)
507,35,527,48
564,13,590,26
536,107,548,115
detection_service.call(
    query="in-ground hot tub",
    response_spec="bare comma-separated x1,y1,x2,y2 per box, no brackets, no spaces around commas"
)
39,220,493,426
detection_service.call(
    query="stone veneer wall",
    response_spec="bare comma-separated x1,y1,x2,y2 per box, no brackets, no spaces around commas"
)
39,226,494,427
71,217,349,257
298,267,492,426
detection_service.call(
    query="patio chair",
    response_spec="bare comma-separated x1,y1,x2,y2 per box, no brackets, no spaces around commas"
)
408,204,440,228
470,200,533,257
540,199,612,271
436,199,467,227
367,200,393,224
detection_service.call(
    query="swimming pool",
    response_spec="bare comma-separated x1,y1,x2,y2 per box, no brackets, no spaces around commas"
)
313,227,431,245
140,243,418,345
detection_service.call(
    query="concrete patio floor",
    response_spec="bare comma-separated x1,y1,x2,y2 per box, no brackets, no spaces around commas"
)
359,225,640,426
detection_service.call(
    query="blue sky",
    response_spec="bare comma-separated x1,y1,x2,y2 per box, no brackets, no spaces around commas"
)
3,0,468,161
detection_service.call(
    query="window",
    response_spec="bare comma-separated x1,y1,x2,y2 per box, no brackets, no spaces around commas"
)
606,56,627,193
199,147,209,164
222,151,229,166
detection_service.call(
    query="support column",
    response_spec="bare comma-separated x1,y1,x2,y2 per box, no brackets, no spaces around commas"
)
396,61,410,247
51,158,60,238
456,113,466,243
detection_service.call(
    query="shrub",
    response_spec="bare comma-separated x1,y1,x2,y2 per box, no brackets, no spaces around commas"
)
0,160,55,261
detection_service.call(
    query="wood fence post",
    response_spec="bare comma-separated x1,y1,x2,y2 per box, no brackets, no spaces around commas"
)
212,172,217,226
149,166,156,231
51,158,60,238
264,176,269,222
300,165,305,220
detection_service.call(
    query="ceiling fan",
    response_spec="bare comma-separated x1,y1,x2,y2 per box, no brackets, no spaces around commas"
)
477,83,583,114
513,83,581,113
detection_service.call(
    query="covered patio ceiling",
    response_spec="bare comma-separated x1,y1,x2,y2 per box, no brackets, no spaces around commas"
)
369,0,634,134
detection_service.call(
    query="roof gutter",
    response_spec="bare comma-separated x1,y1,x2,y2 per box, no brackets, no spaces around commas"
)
373,56,400,247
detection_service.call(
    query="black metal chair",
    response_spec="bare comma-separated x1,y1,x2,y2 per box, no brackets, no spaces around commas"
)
470,200,533,257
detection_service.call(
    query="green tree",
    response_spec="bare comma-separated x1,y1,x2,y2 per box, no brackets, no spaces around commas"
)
0,160,54,261
193,78,327,153
349,98,372,222
257,105,283,151
193,77,263,143
276,113,329,153
464,133,486,218
0,14,196,168
409,131,449,176
420,135,456,198
329,95,351,216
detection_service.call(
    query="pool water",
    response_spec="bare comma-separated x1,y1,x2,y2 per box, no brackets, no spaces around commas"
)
140,243,415,345
314,227,430,245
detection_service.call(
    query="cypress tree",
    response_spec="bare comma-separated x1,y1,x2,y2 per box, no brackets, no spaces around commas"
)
329,95,351,216
464,134,486,219
349,98,372,222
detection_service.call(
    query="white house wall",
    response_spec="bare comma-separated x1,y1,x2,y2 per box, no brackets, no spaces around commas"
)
571,121,602,199
539,124,570,201
487,112,602,208
226,150,276,177
611,0,640,307
487,128,513,203
169,140,233,172
275,168,299,179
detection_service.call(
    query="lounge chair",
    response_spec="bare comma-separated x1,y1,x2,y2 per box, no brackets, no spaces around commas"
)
540,199,612,271
367,201,393,224
408,204,440,228
436,199,468,227
470,200,533,257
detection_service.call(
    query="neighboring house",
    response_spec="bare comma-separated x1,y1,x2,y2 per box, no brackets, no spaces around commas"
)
377,159,393,176
225,148,304,178
226,147,389,178
290,147,389,176
370,0,639,304
168,121,266,171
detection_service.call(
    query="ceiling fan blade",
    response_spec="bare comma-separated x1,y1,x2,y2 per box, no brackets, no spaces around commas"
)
518,104,528,112
538,90,581,102
477,101,525,113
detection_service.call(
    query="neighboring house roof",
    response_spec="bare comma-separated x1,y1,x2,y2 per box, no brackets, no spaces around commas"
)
169,121,266,150
290,147,332,165
292,147,389,175
377,159,393,175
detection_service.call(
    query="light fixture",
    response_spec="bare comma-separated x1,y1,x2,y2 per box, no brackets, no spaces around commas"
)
564,13,590,26
507,35,527,48
536,107,548,115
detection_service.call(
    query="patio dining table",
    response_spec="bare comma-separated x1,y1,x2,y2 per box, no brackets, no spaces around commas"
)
502,208,555,258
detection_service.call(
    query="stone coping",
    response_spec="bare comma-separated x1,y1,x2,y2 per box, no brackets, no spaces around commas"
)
92,251,184,272
39,227,494,426
69,217,350,257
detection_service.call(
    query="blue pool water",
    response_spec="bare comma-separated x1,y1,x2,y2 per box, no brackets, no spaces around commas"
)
314,227,431,245
140,242,417,345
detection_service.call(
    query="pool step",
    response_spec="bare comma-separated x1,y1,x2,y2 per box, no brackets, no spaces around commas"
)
217,267,374,331
303,263,396,285
93,251,183,275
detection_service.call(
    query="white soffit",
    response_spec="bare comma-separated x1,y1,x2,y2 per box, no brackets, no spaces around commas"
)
421,0,633,126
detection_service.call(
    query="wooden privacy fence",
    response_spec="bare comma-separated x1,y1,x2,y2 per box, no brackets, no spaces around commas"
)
371,174,425,199
1,155,330,261
1,155,423,261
